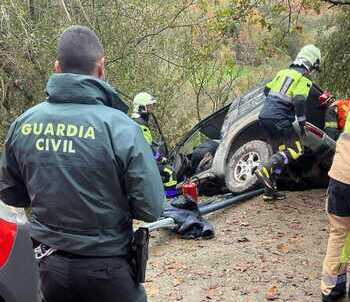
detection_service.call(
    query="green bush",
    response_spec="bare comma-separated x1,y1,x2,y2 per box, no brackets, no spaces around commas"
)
318,8,350,97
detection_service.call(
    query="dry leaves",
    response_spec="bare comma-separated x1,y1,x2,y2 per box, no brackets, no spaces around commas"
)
146,283,160,297
266,285,279,300
276,243,289,254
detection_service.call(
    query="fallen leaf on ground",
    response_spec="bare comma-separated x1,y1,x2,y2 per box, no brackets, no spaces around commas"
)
233,262,253,272
237,236,250,243
146,284,159,297
266,285,279,300
276,243,289,254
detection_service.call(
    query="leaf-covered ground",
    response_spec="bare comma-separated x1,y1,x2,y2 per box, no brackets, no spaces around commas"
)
144,189,335,302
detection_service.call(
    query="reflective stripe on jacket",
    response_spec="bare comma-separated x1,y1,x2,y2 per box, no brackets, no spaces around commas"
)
131,113,154,145
266,68,312,98
345,112,350,134
324,104,340,141
140,124,153,145
259,67,312,121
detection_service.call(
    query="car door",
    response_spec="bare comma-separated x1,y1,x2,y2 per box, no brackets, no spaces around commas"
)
169,104,231,181
0,202,39,302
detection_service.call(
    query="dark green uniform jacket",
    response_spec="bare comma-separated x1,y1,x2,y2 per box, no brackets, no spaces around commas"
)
0,73,166,256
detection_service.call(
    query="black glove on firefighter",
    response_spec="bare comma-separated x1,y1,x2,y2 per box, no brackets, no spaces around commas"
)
298,119,306,137
294,95,307,137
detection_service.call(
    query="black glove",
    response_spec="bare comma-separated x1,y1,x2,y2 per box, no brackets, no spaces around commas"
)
299,120,306,137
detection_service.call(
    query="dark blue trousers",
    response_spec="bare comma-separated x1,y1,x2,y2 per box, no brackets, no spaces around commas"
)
39,254,147,302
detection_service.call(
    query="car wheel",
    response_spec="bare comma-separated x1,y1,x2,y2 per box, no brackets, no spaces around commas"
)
225,140,272,193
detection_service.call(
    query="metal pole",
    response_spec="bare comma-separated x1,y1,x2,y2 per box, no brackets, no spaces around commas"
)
199,189,264,215
143,189,264,231
144,217,177,232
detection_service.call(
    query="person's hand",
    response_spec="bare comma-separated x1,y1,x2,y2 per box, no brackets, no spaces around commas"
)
297,115,307,137
319,91,335,107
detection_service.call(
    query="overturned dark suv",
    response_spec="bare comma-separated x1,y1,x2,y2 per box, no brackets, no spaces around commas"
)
168,81,336,193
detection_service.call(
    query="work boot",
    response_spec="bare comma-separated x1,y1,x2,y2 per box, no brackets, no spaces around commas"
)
262,188,286,201
254,166,274,189
321,277,346,302
322,292,346,302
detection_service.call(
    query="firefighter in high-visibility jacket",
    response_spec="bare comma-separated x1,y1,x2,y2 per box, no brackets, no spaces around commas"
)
323,96,350,141
254,45,322,201
321,114,350,301
131,92,177,190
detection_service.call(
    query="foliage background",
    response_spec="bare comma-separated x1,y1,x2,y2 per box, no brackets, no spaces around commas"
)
0,0,346,146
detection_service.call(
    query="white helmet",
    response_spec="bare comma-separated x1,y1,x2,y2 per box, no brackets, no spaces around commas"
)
292,44,321,72
133,92,157,113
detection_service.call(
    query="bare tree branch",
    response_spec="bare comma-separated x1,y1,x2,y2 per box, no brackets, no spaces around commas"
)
280,0,293,42
141,51,187,69
323,0,350,4
59,0,72,22
134,0,196,46
76,0,92,27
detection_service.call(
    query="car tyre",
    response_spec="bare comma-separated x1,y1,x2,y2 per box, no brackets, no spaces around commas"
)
225,140,272,193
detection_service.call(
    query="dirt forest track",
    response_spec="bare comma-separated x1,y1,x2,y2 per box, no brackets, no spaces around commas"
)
144,189,331,302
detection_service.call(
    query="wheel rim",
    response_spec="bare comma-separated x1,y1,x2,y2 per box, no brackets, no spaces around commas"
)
232,151,261,183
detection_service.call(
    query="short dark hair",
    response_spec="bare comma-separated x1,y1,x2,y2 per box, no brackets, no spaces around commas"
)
58,25,104,75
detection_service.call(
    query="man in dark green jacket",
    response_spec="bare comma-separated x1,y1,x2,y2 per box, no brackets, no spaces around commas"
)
0,25,165,302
